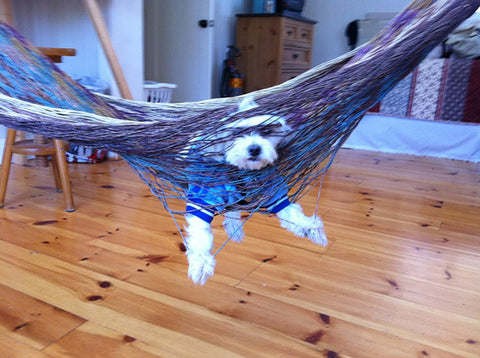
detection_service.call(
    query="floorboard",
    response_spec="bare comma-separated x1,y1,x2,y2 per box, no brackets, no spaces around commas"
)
0,148,479,357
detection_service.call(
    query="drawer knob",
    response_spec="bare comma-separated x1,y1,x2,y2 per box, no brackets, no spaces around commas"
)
292,53,299,60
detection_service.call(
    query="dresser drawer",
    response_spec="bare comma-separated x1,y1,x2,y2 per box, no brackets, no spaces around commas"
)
283,19,313,46
298,25,313,42
283,22,298,41
236,14,315,92
282,47,311,67
279,69,308,83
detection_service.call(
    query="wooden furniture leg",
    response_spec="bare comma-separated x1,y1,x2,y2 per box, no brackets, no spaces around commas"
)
0,2,75,211
50,153,62,192
0,128,16,208
0,130,75,212
54,139,75,212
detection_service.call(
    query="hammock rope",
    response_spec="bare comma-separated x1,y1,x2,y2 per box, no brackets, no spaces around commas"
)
0,0,478,223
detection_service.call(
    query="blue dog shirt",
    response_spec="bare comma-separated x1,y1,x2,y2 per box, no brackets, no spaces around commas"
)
186,183,290,223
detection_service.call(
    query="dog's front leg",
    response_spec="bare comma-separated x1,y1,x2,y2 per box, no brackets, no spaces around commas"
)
184,214,216,285
223,211,245,242
276,203,328,246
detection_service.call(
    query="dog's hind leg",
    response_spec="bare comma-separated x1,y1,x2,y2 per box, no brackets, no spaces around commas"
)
223,211,245,242
184,214,216,285
276,203,328,246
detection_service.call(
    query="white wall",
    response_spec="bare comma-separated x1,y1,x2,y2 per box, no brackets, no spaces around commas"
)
99,0,144,100
212,0,248,98
11,0,143,100
0,0,143,164
144,0,247,101
12,0,99,78
144,0,216,102
304,0,411,65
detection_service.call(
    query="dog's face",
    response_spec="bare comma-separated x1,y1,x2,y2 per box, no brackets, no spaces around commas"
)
224,114,291,170
197,97,291,170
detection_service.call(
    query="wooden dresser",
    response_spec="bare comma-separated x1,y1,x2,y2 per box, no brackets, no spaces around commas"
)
236,14,316,93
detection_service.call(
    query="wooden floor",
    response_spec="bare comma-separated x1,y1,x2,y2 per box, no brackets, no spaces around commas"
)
0,148,479,358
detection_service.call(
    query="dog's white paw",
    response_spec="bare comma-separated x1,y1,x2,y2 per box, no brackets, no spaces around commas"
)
223,212,244,242
187,251,216,285
277,204,328,247
301,216,328,246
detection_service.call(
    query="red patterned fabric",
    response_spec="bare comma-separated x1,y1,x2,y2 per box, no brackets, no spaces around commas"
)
370,59,480,123
463,60,480,123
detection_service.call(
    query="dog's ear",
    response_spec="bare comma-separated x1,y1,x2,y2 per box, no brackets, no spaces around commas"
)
238,96,258,112
281,120,293,135
277,118,295,143
272,117,291,134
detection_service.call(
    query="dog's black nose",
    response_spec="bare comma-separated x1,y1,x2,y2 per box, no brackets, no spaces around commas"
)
248,144,262,157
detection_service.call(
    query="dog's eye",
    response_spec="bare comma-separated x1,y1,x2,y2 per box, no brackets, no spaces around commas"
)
228,128,245,136
258,123,283,136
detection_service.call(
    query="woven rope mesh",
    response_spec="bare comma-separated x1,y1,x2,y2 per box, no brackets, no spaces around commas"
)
0,0,479,216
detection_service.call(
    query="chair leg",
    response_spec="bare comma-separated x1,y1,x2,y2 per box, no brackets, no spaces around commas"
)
50,154,62,192
0,128,16,208
53,139,75,212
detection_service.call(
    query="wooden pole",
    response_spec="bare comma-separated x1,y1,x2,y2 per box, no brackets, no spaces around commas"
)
0,0,13,24
82,0,133,100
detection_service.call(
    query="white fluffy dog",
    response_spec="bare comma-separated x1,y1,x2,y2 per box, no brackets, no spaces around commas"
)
185,97,327,285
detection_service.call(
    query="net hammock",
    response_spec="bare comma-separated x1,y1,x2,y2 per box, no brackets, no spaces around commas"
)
0,0,478,234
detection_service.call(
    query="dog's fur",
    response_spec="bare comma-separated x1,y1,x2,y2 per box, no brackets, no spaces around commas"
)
185,97,327,285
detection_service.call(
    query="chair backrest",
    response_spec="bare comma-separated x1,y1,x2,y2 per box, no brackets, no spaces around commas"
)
143,81,177,103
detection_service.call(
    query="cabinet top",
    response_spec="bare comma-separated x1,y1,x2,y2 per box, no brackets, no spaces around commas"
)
236,13,317,24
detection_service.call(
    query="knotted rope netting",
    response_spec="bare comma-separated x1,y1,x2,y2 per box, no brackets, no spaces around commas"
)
0,0,478,221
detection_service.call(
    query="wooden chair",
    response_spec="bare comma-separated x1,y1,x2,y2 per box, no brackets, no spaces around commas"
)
0,47,76,212
1,0,134,212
